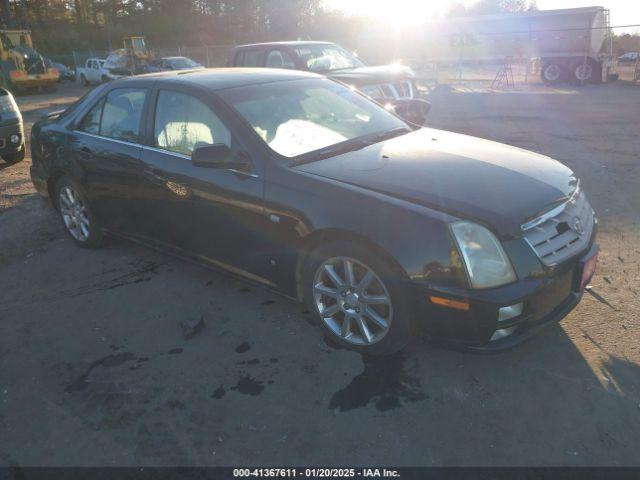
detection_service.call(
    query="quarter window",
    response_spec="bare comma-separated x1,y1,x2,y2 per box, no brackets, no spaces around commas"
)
154,90,231,156
78,97,105,135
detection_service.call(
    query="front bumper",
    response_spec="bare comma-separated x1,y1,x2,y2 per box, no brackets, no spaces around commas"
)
0,121,24,155
417,243,599,353
11,70,59,88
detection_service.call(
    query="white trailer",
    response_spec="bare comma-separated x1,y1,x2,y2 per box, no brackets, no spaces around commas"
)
358,6,616,84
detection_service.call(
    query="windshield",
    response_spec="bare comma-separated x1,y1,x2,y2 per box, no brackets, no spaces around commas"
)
219,78,407,159
169,57,200,69
294,44,364,73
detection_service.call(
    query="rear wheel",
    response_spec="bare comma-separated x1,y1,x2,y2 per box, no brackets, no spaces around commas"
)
541,61,565,84
302,241,414,355
55,176,104,249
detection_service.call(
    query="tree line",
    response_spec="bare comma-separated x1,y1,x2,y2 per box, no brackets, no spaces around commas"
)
0,0,635,56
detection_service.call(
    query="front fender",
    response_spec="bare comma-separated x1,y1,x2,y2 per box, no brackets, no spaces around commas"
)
265,164,468,295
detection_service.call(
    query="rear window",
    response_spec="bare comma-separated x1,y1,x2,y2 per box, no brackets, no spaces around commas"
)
236,49,261,67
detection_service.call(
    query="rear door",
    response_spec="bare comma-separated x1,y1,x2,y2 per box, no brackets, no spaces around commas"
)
69,85,151,233
135,85,272,281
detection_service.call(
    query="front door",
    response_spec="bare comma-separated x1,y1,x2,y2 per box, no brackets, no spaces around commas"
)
136,87,272,283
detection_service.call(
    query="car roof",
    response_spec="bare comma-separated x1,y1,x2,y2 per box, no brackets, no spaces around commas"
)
234,41,335,49
161,56,191,61
115,67,322,91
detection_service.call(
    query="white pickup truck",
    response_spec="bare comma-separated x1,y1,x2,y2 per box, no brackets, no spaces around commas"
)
77,57,123,85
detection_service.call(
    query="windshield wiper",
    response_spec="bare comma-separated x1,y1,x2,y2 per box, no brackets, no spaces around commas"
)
291,127,411,166
366,127,411,144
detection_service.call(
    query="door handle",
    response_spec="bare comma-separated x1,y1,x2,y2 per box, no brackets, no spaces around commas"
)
77,146,92,159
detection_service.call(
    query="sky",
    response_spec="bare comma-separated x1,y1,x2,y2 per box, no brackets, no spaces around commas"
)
324,0,640,34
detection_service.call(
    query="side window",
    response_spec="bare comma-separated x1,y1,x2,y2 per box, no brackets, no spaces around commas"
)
237,49,261,67
154,90,231,156
78,97,105,135
265,49,296,69
100,88,147,142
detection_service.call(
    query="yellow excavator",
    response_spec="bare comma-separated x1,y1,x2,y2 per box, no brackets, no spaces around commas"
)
0,30,59,92
105,36,155,76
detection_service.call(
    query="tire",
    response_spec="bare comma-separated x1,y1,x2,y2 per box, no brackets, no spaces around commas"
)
55,176,104,249
541,61,565,84
301,240,414,355
572,58,601,84
81,74,89,86
2,144,25,164
101,75,109,84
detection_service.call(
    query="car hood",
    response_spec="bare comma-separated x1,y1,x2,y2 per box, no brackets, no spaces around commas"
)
329,65,415,85
295,128,577,238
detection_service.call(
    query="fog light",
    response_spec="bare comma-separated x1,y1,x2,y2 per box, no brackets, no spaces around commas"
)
498,303,523,323
490,326,517,342
10,134,20,144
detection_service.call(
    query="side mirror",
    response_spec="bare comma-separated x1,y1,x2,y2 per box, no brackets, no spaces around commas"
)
191,144,250,172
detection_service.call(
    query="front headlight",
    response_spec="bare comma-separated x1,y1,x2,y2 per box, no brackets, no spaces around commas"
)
450,221,517,289
0,93,20,119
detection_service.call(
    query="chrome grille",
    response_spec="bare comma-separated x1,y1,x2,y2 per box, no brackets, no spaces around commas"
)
391,81,413,99
522,188,595,266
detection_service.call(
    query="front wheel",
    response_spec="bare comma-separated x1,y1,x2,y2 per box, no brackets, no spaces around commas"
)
2,145,25,164
55,176,104,249
302,241,414,355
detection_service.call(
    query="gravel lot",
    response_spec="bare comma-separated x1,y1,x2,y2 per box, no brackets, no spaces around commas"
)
0,81,639,467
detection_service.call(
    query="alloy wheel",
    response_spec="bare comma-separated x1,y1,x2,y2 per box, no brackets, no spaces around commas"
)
59,186,91,242
312,256,393,346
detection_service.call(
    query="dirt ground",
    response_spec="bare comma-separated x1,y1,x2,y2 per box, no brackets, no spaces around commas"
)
0,81,639,467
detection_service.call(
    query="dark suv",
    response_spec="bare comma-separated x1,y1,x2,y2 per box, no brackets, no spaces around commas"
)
228,41,430,125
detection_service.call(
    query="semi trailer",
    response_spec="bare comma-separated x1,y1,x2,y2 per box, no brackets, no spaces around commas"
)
359,6,616,84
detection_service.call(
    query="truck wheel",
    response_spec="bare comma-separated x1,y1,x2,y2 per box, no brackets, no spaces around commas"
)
541,62,565,84
572,59,600,84
2,144,25,164
80,74,89,86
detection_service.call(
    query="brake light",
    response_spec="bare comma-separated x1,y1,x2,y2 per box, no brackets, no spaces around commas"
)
9,70,26,79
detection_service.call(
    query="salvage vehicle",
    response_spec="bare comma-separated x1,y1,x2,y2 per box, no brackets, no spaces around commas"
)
149,56,204,72
77,58,113,85
48,60,76,83
30,69,598,355
228,41,430,125
0,87,25,164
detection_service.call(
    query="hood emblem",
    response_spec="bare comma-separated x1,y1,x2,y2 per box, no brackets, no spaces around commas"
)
572,217,584,235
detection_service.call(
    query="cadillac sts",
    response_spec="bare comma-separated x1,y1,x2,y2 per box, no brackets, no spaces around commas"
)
29,69,598,355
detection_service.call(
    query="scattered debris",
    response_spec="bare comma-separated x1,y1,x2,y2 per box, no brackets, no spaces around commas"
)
180,315,205,340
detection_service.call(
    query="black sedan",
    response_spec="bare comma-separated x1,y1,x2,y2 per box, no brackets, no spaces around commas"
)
29,69,598,355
